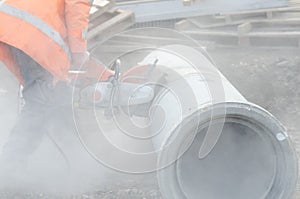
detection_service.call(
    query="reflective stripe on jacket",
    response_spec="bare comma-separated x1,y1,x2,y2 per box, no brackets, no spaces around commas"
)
0,0,91,83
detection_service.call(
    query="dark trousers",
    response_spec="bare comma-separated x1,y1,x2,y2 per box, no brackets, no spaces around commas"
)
0,47,73,172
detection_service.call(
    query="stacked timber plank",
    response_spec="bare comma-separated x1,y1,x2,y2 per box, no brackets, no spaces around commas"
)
175,6,300,48
87,0,135,50
289,0,300,7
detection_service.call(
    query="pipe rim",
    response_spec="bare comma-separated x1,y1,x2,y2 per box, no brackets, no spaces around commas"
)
158,102,298,199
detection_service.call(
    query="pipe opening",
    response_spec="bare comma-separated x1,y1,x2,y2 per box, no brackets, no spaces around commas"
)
178,118,277,199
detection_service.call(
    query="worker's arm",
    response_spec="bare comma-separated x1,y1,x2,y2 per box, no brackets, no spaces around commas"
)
65,0,92,70
65,0,92,53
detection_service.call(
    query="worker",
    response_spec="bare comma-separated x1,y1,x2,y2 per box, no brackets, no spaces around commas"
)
0,0,92,178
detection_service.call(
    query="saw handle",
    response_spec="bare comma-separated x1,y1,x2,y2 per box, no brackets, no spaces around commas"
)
68,57,114,87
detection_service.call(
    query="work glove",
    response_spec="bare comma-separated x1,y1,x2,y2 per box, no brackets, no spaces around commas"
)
68,57,115,88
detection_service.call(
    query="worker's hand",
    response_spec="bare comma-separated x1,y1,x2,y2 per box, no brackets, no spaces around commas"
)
70,51,90,71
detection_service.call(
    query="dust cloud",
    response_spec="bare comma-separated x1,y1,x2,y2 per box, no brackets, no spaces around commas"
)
0,63,113,197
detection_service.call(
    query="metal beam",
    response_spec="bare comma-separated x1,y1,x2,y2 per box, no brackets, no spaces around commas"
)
117,0,288,22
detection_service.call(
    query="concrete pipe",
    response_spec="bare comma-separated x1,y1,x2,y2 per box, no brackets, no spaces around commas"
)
138,45,298,199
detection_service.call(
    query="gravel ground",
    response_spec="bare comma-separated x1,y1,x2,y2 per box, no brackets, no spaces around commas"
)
0,184,162,199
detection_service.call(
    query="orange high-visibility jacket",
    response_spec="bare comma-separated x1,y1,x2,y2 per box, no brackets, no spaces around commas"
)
0,0,92,83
